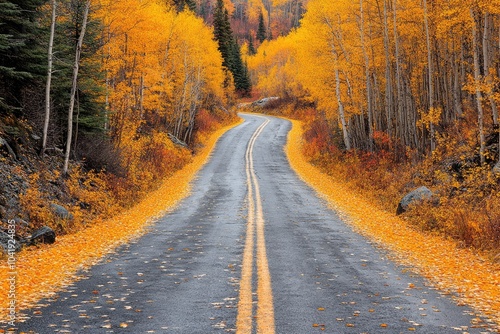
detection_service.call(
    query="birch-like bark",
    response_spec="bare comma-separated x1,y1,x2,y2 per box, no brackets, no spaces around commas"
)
423,0,435,152
359,0,373,151
382,0,393,138
63,0,91,175
41,0,57,156
482,12,498,124
470,8,485,164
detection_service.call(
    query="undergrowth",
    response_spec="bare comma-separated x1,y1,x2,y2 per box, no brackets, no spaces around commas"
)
16,107,238,237
260,101,500,261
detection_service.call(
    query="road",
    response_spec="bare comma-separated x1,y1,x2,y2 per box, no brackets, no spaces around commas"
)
15,114,488,333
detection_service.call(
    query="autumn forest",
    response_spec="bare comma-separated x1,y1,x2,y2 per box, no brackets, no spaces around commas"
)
1,0,500,284
3,0,500,330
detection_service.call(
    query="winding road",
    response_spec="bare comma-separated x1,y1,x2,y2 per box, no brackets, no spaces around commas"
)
16,114,488,333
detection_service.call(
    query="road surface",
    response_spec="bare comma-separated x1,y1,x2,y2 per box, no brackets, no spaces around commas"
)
14,114,489,333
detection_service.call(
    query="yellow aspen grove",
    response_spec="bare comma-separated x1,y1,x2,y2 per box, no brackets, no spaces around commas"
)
249,0,500,158
95,0,227,192
247,0,500,257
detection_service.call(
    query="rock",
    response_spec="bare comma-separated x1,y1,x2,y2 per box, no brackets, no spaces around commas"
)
0,195,7,206
29,226,56,244
251,97,280,108
50,203,74,220
14,217,30,227
0,231,22,253
0,137,17,159
396,186,435,215
493,161,500,175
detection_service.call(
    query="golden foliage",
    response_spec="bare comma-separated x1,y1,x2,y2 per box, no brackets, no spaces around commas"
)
0,119,242,320
95,0,228,195
286,118,500,330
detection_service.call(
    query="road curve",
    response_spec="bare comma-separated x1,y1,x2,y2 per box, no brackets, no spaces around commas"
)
14,114,488,333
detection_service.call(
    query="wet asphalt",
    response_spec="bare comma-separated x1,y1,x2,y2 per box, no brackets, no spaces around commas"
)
12,114,492,333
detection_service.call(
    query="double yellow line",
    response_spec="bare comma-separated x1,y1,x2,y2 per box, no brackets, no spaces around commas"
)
236,117,275,334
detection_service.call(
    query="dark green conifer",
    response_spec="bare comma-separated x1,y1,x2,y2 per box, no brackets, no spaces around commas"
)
256,11,266,43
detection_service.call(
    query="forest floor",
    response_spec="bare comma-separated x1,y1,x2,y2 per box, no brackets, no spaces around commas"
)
286,118,500,331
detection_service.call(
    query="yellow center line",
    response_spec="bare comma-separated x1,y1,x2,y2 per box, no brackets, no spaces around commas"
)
236,116,275,334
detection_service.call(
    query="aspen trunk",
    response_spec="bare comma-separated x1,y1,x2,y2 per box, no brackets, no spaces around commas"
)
471,8,485,165
392,0,404,149
41,0,57,156
483,12,498,124
382,0,393,138
63,0,91,175
335,56,351,151
359,0,373,151
423,0,435,152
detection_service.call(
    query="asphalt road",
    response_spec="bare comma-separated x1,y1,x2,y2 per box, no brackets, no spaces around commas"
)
14,114,490,333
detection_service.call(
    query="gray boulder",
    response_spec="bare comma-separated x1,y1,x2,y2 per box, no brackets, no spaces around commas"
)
0,231,22,252
251,97,280,107
30,226,56,244
0,137,17,159
396,186,434,215
50,203,74,220
493,161,500,175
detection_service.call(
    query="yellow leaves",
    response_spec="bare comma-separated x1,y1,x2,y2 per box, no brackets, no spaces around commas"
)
247,32,304,98
417,107,442,131
95,1,226,180
0,120,241,319
285,118,500,329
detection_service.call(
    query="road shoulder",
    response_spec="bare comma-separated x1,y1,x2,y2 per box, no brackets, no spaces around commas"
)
285,118,500,331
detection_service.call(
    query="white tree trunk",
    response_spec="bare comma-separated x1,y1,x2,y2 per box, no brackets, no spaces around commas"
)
41,0,57,156
334,56,351,151
482,12,498,125
359,0,373,151
423,0,436,152
470,8,485,165
63,0,91,175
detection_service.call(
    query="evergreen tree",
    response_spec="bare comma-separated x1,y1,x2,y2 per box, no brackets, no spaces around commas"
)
173,0,196,12
248,34,256,55
39,0,105,156
213,0,251,95
257,11,266,43
229,40,251,95
0,0,47,114
213,0,232,69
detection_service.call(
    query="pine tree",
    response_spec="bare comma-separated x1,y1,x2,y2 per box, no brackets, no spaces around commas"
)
213,0,232,69
173,0,196,12
248,34,256,55
0,0,46,114
257,11,266,43
229,40,251,95
213,0,251,95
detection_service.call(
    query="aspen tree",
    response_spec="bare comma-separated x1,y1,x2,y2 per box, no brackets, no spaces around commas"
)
470,7,486,164
41,0,57,156
64,0,91,175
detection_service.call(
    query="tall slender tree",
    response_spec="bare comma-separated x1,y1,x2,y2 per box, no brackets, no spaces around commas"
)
41,0,57,156
63,0,91,175
257,11,267,43
213,0,251,94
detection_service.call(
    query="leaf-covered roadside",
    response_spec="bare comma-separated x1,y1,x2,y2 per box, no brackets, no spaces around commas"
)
0,118,242,322
286,118,500,331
